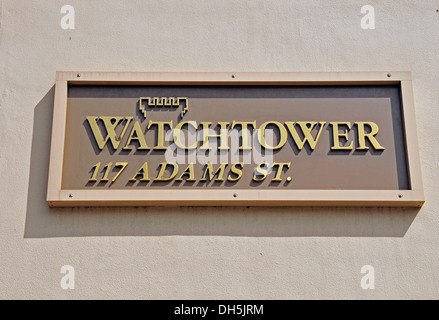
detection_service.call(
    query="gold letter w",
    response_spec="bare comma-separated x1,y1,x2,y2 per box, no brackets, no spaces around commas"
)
86,116,133,151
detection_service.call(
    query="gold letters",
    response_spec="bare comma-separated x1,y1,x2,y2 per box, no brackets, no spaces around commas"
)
123,121,149,150
257,121,288,150
330,122,353,150
228,163,244,182
84,114,385,187
173,121,198,150
130,162,150,182
201,163,228,182
231,121,256,150
330,122,384,151
253,162,269,182
200,122,230,150
285,121,326,151
253,162,291,182
355,122,385,150
154,162,179,181
86,116,133,150
89,161,128,183
86,117,384,153
148,120,173,150
272,162,291,182
176,163,196,181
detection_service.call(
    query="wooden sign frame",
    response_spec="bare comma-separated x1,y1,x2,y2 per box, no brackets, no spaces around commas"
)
47,72,424,207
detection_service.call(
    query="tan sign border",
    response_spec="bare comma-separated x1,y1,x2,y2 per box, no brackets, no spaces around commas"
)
47,71,425,207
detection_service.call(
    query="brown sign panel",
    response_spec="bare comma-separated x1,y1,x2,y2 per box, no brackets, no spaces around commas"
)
47,72,424,207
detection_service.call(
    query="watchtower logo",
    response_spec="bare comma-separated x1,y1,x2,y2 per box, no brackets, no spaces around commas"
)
139,97,189,119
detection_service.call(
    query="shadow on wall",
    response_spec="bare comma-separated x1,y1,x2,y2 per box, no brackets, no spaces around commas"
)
24,88,420,239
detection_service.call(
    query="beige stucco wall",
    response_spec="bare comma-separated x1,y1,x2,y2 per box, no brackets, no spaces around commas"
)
0,0,438,299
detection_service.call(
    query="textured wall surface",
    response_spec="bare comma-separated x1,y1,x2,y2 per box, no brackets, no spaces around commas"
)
0,0,438,299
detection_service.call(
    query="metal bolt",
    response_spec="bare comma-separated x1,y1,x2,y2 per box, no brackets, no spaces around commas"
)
232,74,236,78
398,194,403,198
69,194,73,198
233,193,238,198
77,73,81,78
387,73,391,78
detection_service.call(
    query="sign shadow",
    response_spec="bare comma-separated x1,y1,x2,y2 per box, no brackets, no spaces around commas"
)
24,87,419,239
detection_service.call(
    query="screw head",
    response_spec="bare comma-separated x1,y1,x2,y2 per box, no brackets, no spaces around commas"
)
233,193,238,198
231,74,236,78
286,177,292,182
69,194,73,198
387,73,392,78
77,73,81,78
398,194,403,198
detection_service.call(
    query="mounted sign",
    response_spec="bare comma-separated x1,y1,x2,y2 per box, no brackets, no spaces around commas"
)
47,72,424,207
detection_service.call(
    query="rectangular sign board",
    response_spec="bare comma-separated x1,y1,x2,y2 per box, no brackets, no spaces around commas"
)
47,72,424,207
